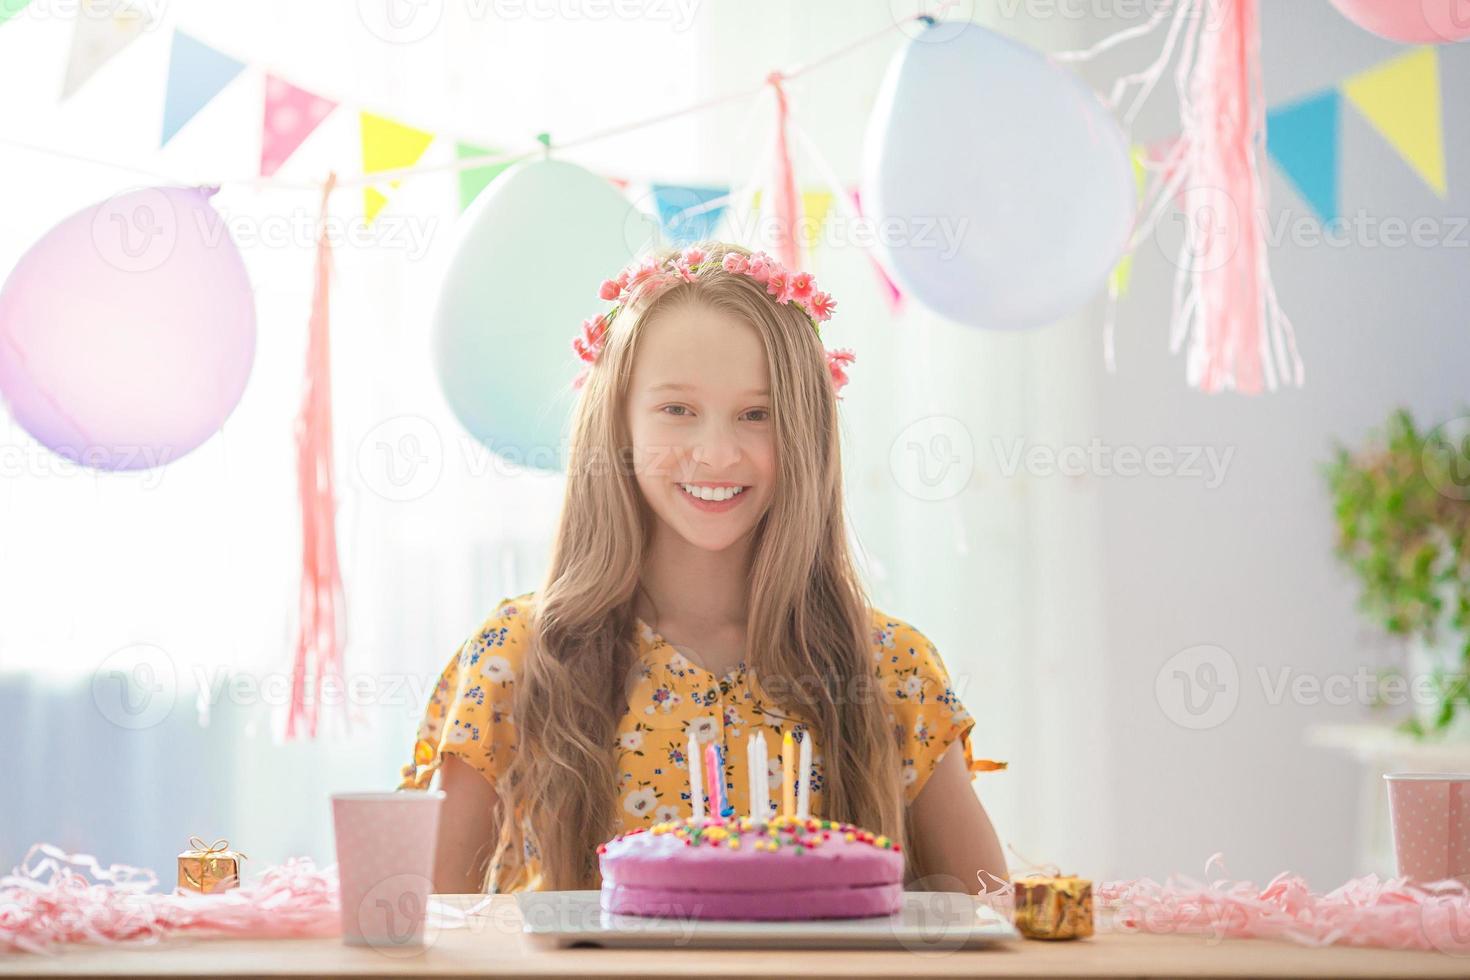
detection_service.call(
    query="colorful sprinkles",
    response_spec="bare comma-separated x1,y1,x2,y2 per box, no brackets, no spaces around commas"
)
603,815,900,853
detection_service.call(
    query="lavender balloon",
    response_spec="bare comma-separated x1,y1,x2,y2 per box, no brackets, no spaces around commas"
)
0,185,255,471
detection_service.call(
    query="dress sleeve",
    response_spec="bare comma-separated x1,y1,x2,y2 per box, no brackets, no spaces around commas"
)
398,595,530,792
872,612,1002,804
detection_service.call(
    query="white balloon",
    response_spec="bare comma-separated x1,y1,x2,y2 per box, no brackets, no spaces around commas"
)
433,159,655,471
861,21,1135,330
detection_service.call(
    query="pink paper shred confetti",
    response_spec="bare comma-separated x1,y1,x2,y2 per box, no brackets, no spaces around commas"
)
982,854,1470,953
0,844,340,955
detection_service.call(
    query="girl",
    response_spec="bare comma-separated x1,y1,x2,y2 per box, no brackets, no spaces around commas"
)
400,241,1006,894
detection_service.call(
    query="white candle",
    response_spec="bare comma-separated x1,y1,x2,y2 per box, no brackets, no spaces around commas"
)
796,730,812,819
688,734,704,820
750,731,769,820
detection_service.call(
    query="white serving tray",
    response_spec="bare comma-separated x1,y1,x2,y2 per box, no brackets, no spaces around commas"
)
515,890,1020,950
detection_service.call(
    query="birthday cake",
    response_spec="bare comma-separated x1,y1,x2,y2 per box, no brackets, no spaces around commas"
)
597,815,904,920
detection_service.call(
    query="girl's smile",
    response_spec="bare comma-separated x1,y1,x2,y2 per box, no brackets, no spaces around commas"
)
676,481,752,513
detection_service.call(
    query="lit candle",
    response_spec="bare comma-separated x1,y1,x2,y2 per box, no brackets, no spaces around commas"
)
796,729,813,819
687,734,704,821
781,729,796,817
714,743,733,818
704,741,721,821
754,731,770,820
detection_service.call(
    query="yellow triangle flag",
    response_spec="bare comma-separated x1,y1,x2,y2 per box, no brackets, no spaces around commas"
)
1108,145,1149,297
359,111,435,222
799,191,833,252
1343,47,1446,198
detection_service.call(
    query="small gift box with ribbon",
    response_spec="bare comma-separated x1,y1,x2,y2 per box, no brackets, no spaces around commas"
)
177,836,247,894
1012,874,1094,940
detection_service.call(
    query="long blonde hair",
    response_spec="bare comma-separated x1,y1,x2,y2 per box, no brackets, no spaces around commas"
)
491,241,903,890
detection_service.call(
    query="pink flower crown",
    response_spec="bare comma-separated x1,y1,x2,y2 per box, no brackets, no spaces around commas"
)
571,245,855,397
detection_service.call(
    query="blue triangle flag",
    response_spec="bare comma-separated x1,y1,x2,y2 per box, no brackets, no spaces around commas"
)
1267,90,1340,224
161,32,246,146
650,184,729,246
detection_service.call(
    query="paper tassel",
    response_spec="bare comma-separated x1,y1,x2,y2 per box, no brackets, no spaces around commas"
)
764,71,803,271
1105,0,1303,394
260,75,337,178
284,174,346,741
161,31,246,146
849,188,904,314
61,0,153,99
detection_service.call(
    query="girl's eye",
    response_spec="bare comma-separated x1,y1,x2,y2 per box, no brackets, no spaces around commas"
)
744,409,770,422
661,405,691,417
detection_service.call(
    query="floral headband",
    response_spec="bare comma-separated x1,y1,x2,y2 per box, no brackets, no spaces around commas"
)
571,245,856,397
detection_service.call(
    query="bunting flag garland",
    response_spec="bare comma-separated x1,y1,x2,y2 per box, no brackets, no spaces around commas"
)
284,174,347,742
1267,91,1342,224
60,0,153,99
649,183,729,245
799,190,833,253
455,142,511,212
0,0,32,28
358,111,434,223
260,75,337,178
161,32,246,146
1342,47,1446,198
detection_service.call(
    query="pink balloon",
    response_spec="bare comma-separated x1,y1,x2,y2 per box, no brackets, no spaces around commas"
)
1329,0,1470,43
0,186,255,471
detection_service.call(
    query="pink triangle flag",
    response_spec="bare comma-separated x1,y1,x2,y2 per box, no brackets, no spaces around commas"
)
260,74,338,178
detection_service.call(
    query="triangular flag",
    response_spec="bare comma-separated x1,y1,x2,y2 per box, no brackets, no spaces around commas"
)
61,0,151,98
1108,145,1149,298
455,142,511,212
0,0,33,28
359,111,434,222
161,32,246,146
1343,47,1446,198
260,75,337,177
799,191,833,253
650,184,729,245
1267,89,1341,224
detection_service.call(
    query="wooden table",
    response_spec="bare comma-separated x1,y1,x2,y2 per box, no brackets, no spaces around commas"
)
0,894,1463,978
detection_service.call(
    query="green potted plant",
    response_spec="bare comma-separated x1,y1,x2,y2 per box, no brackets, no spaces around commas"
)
1324,408,1470,737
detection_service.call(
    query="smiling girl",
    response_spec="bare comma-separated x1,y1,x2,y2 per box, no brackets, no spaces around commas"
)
400,241,1006,894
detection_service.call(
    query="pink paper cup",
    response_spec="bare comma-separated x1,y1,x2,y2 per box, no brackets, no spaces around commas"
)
331,791,445,951
1384,773,1470,884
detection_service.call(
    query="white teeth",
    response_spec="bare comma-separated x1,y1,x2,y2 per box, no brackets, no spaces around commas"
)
679,483,746,502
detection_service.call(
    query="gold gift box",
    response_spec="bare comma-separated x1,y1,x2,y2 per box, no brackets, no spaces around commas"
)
177,837,246,894
1013,874,1094,940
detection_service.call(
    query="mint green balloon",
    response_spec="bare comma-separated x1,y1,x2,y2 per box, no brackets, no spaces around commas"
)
434,159,656,471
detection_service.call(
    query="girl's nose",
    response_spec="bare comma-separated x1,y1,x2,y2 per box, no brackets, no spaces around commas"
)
691,425,741,470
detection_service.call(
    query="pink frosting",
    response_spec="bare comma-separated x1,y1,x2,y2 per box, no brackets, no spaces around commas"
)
598,816,904,920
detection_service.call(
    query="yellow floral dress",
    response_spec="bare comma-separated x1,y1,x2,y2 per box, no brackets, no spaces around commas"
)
399,592,997,891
